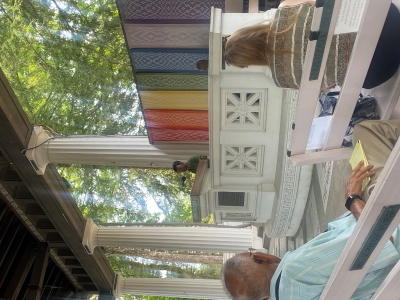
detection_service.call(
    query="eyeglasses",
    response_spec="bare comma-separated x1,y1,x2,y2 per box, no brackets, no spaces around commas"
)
249,247,263,264
222,35,231,66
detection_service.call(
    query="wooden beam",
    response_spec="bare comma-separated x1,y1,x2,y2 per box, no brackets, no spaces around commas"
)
371,260,400,300
4,243,37,300
190,158,208,222
288,147,353,166
27,242,50,300
0,68,114,292
0,222,22,267
0,209,13,243
191,158,208,196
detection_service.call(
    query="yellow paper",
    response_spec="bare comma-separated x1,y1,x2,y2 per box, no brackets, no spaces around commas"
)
349,140,370,191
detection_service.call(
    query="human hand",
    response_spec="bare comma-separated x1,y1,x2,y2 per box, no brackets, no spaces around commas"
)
345,161,375,200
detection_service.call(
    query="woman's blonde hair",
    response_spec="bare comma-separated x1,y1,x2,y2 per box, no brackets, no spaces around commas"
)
224,8,301,68
224,24,272,68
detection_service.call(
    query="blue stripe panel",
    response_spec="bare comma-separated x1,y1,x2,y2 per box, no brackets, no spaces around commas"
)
130,49,209,73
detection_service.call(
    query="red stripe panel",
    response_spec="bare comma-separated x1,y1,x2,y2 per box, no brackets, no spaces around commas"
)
148,128,209,143
144,109,208,131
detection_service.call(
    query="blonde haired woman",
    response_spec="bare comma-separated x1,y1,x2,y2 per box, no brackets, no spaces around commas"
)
224,0,400,89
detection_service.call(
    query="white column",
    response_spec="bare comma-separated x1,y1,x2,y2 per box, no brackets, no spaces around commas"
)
114,276,229,299
83,219,253,254
26,126,208,174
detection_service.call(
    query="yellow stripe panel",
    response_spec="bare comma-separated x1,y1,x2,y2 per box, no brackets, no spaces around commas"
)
140,91,208,110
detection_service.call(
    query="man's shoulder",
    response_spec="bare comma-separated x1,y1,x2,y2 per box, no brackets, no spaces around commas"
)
189,154,201,159
188,155,201,162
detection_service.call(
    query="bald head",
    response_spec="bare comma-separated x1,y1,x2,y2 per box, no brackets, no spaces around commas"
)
222,253,271,300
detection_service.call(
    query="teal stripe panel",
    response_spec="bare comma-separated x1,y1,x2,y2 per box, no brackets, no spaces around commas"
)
309,0,336,80
136,73,208,90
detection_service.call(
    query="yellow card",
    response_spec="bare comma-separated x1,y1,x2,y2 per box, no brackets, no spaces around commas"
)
349,140,370,191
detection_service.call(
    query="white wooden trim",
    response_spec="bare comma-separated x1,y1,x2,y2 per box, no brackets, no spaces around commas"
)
288,0,399,164
322,0,392,150
288,147,353,166
248,0,259,13
370,260,400,300
320,135,400,299
288,0,342,155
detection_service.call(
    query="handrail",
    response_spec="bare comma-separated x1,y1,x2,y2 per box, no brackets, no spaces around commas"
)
320,129,400,299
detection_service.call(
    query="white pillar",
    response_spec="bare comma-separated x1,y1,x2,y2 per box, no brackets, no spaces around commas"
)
83,219,253,254
26,126,209,174
114,276,229,299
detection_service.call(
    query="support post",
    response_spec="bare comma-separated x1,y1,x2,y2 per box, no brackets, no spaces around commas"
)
114,276,229,299
83,219,253,254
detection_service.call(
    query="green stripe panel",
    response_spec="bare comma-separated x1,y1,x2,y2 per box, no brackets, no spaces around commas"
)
309,0,336,80
136,73,208,90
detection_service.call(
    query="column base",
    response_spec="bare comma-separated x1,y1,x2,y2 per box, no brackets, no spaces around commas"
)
113,273,123,297
82,218,98,255
25,126,51,175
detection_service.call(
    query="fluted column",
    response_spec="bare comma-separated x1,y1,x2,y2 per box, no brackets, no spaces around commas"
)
26,126,208,174
114,276,228,299
83,219,253,253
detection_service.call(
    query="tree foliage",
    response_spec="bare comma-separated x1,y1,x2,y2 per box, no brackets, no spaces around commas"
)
0,0,144,135
130,168,195,221
107,254,221,280
0,2,217,296
0,0,198,224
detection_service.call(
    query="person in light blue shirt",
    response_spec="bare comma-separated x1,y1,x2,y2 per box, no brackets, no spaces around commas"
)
221,120,400,300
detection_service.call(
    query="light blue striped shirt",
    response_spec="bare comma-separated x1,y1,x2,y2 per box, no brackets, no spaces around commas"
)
270,215,400,300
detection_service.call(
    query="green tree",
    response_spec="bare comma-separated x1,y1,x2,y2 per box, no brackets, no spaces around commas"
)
60,165,162,222
107,254,221,280
0,0,144,135
130,168,195,221
0,3,217,298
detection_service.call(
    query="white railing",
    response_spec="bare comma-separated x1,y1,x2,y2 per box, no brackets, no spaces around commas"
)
320,128,400,299
287,0,400,166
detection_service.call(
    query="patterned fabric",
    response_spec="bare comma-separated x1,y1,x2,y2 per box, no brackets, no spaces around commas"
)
267,4,356,89
124,24,209,49
148,128,209,143
144,110,208,131
140,91,208,110
131,49,209,73
119,0,224,23
270,215,400,300
136,73,208,90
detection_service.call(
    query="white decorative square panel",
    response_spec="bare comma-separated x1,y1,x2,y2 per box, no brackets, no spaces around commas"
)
222,90,267,130
222,146,263,175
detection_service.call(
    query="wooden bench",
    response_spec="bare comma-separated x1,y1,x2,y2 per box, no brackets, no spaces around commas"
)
190,157,209,222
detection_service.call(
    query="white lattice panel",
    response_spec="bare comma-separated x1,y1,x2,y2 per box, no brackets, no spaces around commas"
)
221,145,263,175
222,90,267,130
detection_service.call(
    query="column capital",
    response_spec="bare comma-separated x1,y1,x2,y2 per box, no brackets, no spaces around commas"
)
25,126,51,175
82,218,99,254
